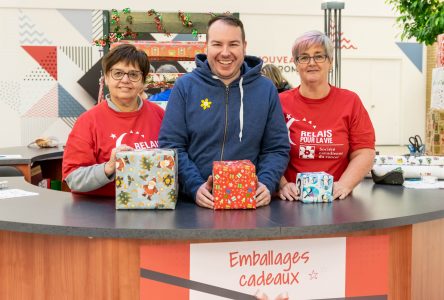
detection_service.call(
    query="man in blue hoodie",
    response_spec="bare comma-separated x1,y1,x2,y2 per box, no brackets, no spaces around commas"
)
159,15,290,208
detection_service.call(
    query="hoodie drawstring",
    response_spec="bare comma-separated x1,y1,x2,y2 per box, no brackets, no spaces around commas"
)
239,77,244,142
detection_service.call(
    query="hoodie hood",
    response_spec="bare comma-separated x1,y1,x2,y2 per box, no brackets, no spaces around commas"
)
193,53,263,141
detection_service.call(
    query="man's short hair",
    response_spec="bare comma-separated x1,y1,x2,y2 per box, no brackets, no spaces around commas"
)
207,15,245,42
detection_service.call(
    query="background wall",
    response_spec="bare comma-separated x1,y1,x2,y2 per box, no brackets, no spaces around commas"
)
0,0,426,147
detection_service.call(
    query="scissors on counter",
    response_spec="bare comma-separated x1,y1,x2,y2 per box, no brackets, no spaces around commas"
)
408,135,424,155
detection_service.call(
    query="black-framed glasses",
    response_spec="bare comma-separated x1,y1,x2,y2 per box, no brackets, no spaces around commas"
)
296,54,328,64
110,69,142,82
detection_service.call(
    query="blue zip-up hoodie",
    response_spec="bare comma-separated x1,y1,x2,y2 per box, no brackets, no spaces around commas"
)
159,54,290,200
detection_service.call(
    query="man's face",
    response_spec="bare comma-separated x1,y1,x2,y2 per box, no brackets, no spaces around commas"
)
206,20,246,85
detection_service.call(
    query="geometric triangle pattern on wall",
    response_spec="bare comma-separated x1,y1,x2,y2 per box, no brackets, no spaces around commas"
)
61,117,78,129
59,46,94,73
0,81,21,113
24,84,58,117
22,46,58,80
396,42,423,73
78,58,103,103
92,10,104,41
58,9,92,43
24,66,55,82
20,117,59,146
58,84,86,117
18,10,52,45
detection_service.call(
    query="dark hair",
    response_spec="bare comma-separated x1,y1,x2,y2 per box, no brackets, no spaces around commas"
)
207,15,245,42
102,43,150,82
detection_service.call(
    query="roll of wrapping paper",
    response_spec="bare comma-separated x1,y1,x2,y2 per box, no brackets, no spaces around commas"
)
374,155,444,166
372,165,444,179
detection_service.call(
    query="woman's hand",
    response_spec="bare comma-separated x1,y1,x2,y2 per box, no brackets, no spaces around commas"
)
332,148,375,200
104,144,133,177
333,181,352,200
279,182,299,201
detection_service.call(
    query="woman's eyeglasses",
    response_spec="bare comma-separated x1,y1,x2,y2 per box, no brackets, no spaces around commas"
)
296,54,328,64
110,69,142,82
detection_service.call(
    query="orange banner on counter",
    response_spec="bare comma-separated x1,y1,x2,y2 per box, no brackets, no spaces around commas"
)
111,40,206,61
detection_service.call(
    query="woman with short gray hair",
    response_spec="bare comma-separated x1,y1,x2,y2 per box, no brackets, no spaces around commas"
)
279,30,375,201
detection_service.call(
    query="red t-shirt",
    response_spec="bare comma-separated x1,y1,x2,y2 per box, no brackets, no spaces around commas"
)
62,100,164,196
279,86,375,182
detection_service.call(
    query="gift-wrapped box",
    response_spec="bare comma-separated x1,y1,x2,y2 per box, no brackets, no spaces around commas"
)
115,149,178,209
296,172,333,203
212,160,257,210
437,33,444,67
426,109,444,155
111,41,206,61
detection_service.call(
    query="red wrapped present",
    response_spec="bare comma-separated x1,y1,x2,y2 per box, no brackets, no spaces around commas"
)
212,160,257,210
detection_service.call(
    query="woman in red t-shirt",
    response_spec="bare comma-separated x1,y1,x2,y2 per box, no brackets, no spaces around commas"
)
279,30,375,201
63,44,164,196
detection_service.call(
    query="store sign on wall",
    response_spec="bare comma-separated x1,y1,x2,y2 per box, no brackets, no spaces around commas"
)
140,236,388,299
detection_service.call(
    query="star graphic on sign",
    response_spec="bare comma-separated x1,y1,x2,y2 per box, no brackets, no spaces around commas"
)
308,270,319,280
136,131,140,134
110,133,117,139
286,113,292,120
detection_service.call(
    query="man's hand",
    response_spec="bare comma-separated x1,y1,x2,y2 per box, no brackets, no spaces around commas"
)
278,182,298,201
255,182,271,207
195,176,214,209
333,181,352,200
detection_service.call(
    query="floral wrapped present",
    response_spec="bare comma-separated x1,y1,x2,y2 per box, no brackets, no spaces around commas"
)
212,160,257,210
296,172,333,203
115,149,177,209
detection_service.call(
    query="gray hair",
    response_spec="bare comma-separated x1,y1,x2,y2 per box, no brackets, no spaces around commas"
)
156,64,179,73
291,30,334,62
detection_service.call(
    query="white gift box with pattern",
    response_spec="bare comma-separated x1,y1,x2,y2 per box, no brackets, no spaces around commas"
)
115,149,178,209
296,172,334,203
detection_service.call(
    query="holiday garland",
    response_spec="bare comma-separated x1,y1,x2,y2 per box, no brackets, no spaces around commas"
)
94,9,232,102
94,8,201,47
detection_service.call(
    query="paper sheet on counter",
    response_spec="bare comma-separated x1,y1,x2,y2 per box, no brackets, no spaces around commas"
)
403,181,444,189
0,155,23,159
0,189,38,199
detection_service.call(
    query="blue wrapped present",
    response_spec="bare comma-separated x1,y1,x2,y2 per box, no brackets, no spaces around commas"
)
296,172,333,203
